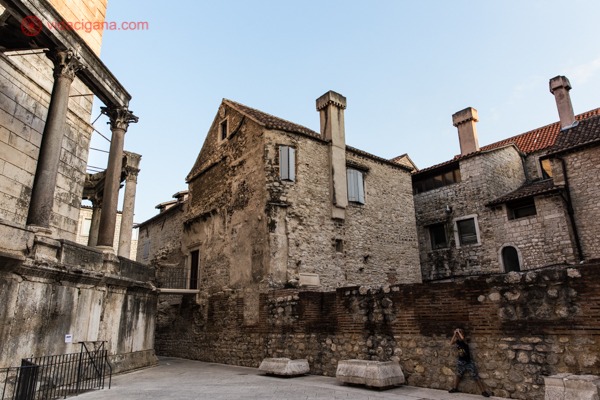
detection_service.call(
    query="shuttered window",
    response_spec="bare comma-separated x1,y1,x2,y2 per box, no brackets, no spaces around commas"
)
347,168,365,204
279,146,295,181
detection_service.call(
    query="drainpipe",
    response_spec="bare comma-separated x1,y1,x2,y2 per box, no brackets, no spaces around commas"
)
558,157,584,262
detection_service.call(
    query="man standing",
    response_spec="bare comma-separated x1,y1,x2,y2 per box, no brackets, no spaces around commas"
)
449,328,491,397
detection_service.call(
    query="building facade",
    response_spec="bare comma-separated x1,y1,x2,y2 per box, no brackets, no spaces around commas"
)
413,76,599,281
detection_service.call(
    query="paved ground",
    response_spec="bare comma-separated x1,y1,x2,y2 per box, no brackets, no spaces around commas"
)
78,357,507,400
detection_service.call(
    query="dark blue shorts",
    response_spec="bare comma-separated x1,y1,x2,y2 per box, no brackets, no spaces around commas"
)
456,360,479,378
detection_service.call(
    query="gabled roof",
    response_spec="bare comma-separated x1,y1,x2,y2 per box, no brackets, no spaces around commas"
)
223,99,323,141
414,108,600,177
487,179,563,206
548,114,600,155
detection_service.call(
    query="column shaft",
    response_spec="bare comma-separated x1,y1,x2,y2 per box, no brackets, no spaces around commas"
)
118,152,141,258
27,50,82,228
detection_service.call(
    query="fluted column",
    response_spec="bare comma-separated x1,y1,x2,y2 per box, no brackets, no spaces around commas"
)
27,49,83,228
118,151,141,258
97,106,138,249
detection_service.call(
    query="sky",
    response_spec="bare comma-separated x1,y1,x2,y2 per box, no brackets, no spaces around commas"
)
87,0,600,224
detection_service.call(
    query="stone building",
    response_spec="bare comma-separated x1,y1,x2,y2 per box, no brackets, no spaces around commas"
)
181,91,420,298
0,0,155,372
413,76,600,281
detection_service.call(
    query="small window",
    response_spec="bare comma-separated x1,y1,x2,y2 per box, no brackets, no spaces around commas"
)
456,217,479,246
189,250,199,290
335,239,344,253
507,198,536,220
540,159,553,179
220,119,228,140
428,223,448,249
347,168,365,204
279,146,296,181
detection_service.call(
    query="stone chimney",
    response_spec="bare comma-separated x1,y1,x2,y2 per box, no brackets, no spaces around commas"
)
452,107,480,156
316,91,347,219
549,76,576,130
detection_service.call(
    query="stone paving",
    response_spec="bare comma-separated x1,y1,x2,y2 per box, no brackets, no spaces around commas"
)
78,357,509,400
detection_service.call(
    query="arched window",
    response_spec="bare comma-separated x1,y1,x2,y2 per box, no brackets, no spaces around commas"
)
501,246,520,272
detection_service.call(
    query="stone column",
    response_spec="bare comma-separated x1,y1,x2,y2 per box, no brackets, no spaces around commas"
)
97,107,138,249
118,151,141,258
87,196,102,247
27,49,83,228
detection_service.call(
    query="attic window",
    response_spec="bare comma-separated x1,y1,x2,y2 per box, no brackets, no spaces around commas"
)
220,119,228,140
413,168,461,194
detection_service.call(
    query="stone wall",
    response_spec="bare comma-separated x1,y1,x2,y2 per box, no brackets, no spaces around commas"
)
155,263,600,400
48,0,108,55
0,52,94,240
0,233,157,372
263,128,420,289
564,146,600,261
414,146,576,280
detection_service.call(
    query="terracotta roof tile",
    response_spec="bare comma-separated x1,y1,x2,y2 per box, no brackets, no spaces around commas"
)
487,180,562,206
549,114,600,154
415,108,600,176
223,99,322,140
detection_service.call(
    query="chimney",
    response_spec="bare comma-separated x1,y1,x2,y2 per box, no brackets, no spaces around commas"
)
316,91,347,219
452,107,480,156
549,76,576,130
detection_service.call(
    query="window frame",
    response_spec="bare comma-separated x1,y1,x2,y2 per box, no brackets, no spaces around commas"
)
428,222,449,250
219,118,228,141
279,145,296,182
347,168,365,204
506,197,537,220
453,214,481,248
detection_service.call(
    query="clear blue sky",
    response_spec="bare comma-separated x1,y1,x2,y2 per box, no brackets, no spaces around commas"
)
88,0,600,223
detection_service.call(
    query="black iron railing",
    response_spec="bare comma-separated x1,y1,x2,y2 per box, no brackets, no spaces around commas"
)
0,342,112,400
157,267,199,290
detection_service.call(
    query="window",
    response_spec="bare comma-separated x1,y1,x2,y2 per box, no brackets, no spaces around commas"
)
279,146,296,181
540,159,553,179
507,198,536,220
347,168,365,204
189,250,199,290
454,216,480,246
428,223,448,249
501,246,521,272
220,119,228,140
413,168,461,194
335,239,344,253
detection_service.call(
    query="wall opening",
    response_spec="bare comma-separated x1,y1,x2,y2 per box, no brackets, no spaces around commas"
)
501,246,520,272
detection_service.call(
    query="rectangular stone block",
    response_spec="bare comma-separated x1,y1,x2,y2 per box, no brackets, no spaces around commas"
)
336,360,405,389
544,373,570,400
564,375,600,400
259,358,309,376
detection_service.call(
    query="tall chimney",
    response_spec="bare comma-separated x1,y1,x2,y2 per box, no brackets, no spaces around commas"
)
549,76,576,130
316,91,347,220
452,107,480,156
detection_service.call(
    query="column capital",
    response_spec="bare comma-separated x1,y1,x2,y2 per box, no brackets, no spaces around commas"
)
46,48,84,81
125,165,140,182
101,106,139,132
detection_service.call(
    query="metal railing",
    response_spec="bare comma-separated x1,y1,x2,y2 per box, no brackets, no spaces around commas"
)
0,342,112,400
157,267,199,290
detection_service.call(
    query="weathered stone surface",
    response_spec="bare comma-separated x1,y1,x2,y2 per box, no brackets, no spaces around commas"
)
563,375,600,400
336,360,405,388
259,358,309,376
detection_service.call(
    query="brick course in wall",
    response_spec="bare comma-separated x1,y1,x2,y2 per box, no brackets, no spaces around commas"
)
156,263,600,400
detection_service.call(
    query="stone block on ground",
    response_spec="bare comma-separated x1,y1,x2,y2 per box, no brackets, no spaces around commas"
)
336,360,405,389
544,374,600,400
259,358,309,376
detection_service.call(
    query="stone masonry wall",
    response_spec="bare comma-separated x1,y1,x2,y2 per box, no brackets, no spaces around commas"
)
137,203,186,266
264,129,420,289
0,52,94,240
0,239,157,372
415,147,526,280
183,105,269,300
564,146,600,261
155,263,600,400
